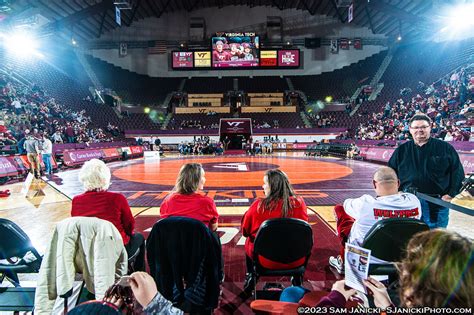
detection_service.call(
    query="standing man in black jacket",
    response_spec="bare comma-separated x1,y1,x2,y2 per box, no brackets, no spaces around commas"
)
388,114,464,228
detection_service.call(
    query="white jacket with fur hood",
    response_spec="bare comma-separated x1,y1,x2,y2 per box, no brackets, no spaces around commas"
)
34,217,128,314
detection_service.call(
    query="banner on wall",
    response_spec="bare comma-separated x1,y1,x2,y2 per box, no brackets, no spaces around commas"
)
219,118,252,134
63,149,105,166
130,146,144,155
0,156,18,177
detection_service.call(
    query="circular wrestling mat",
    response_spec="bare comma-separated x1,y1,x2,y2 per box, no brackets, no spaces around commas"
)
112,156,353,188
47,155,378,206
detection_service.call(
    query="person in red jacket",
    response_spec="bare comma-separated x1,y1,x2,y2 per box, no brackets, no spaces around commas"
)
241,169,308,293
71,158,145,271
160,163,219,231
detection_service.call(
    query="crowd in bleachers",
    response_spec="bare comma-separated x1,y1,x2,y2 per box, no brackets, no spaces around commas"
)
178,119,219,129
178,138,223,155
354,65,474,141
306,113,337,128
0,74,118,153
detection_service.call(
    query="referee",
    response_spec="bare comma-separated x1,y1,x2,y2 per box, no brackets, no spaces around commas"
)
388,114,464,228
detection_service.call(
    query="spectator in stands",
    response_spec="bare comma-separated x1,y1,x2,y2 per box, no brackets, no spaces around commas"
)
71,159,145,271
41,134,53,175
24,134,41,178
346,143,360,159
388,114,464,229
52,130,64,143
241,169,308,292
11,98,22,115
160,163,219,231
328,166,421,274
215,141,223,155
65,123,75,143
223,136,230,151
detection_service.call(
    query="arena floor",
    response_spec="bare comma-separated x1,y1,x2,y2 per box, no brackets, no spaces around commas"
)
47,152,378,207
1,152,472,314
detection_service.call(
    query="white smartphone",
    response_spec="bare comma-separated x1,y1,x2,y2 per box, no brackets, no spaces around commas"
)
116,275,131,287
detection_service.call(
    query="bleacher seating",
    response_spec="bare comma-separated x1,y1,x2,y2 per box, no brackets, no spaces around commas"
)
290,51,387,102
238,76,288,92
85,55,181,106
184,77,233,93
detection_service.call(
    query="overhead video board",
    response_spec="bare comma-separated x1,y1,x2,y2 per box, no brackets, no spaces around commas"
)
260,50,277,67
212,32,259,68
172,51,193,68
194,51,211,67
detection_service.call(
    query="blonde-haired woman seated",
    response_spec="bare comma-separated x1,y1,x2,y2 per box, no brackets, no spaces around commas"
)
71,158,145,271
160,163,219,231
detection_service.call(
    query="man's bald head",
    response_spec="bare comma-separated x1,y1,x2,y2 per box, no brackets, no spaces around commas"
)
373,166,400,196
373,166,398,184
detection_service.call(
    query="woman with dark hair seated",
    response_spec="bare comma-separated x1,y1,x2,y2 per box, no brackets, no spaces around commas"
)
279,229,473,309
366,229,473,309
71,159,145,271
241,169,308,292
160,163,219,231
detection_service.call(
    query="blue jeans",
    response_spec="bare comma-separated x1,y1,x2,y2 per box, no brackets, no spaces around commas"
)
419,199,449,229
42,153,52,174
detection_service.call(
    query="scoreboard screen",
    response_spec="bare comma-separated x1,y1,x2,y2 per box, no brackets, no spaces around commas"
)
171,33,300,70
278,50,300,67
194,51,211,67
172,52,193,68
260,50,277,67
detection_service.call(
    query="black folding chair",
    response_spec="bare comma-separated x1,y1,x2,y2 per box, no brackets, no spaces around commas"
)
251,218,313,299
0,219,42,287
362,218,429,279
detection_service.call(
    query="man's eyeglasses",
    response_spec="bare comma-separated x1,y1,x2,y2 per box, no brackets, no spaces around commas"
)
410,125,430,130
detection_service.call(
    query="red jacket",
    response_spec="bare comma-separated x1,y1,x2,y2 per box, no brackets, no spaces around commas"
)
160,192,219,229
241,197,308,269
71,191,134,244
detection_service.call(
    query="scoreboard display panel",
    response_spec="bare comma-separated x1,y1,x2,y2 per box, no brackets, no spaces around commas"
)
260,50,277,67
171,33,300,70
278,50,300,67
172,52,193,69
194,51,211,67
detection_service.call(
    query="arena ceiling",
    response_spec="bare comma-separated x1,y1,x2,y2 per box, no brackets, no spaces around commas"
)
7,0,433,42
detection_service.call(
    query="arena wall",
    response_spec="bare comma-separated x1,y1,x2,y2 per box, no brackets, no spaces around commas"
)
90,6,387,77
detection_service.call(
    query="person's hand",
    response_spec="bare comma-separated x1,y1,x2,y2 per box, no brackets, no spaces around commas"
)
104,295,123,308
441,194,453,202
363,277,392,309
332,280,357,301
129,272,158,308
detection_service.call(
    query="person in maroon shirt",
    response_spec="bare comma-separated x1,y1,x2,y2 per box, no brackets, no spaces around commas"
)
71,159,145,271
241,169,308,293
160,163,219,231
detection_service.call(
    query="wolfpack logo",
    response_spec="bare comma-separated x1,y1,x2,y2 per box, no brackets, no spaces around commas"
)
202,162,279,173
227,122,244,127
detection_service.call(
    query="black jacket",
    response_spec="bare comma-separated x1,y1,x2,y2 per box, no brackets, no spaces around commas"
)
388,138,464,197
146,217,221,311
